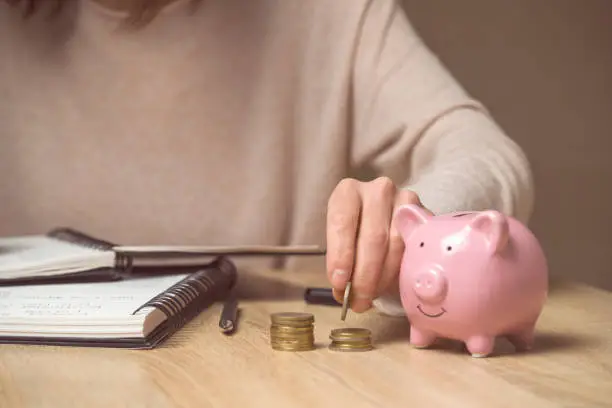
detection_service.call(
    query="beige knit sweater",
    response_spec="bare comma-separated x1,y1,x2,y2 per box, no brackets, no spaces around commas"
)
0,0,533,312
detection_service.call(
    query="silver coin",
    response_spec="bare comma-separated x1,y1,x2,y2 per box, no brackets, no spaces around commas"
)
340,281,352,321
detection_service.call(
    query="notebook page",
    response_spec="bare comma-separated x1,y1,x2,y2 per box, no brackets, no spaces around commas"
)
0,235,115,277
0,274,188,320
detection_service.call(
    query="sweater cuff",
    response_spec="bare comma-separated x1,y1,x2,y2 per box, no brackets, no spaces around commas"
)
372,292,406,316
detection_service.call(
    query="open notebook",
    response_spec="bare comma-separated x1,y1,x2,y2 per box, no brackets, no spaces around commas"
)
0,227,324,284
0,256,237,348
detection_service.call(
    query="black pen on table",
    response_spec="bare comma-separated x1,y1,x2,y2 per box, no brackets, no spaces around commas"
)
304,287,341,306
219,291,240,335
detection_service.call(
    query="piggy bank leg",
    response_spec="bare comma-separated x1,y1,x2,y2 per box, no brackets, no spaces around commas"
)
465,335,495,358
409,326,436,349
507,327,535,352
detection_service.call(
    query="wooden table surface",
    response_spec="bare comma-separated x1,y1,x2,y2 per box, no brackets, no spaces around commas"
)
0,267,611,408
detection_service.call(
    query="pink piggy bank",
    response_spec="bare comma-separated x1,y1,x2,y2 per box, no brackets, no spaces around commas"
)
394,204,548,358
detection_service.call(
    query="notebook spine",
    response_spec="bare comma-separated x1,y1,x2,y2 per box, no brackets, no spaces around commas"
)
135,256,238,331
47,227,133,272
47,227,115,249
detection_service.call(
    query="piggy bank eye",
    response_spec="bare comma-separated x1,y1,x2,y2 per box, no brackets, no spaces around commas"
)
446,246,453,251
419,242,424,247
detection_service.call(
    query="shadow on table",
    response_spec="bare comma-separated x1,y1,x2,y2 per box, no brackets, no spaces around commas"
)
372,319,596,358
493,331,597,358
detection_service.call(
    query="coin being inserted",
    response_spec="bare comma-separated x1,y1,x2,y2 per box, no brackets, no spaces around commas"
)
340,281,352,321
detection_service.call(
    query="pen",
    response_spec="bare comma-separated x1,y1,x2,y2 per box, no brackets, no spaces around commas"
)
219,294,240,335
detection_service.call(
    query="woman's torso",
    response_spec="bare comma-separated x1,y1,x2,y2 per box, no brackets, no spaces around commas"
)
0,0,369,270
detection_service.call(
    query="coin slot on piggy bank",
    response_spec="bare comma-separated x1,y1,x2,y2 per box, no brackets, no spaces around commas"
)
393,204,549,358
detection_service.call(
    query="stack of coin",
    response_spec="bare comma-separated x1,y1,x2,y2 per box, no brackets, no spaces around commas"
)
269,312,315,352
328,328,373,352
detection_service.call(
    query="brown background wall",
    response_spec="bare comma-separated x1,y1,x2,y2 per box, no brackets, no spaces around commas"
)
400,0,612,290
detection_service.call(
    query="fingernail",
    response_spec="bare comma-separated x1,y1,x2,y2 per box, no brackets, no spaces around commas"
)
332,269,347,286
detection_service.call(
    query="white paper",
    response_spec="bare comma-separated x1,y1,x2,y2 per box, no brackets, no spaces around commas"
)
0,274,188,320
0,235,114,277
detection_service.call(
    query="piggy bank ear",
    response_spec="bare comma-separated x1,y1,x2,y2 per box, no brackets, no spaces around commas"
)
466,210,509,254
393,204,430,240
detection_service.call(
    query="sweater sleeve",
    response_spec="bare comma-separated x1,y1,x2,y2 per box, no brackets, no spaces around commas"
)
349,1,535,316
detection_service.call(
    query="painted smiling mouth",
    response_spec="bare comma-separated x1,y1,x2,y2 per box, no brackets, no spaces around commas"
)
417,305,446,318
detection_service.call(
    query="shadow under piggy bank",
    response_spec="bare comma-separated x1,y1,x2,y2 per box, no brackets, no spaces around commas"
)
373,318,595,358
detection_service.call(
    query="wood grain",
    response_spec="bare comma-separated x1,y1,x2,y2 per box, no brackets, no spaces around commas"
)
0,269,610,408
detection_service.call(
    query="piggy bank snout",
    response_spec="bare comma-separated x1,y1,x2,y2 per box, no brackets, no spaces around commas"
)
412,268,447,303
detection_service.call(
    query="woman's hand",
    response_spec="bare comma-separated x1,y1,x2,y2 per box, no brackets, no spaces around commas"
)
326,177,430,312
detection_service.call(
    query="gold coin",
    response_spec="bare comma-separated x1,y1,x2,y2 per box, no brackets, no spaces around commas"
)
271,337,315,344
271,312,314,321
269,312,316,352
271,325,313,333
271,335,315,342
271,341,314,348
328,327,374,352
329,342,371,348
271,331,314,338
270,324,313,332
271,342,314,347
330,328,371,339
271,331,314,337
270,332,313,338
271,342,314,348
272,344,316,352
328,344,373,352
271,333,314,341
271,325,313,332
340,282,352,321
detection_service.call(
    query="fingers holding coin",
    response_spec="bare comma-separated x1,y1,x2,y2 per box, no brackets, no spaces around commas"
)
326,178,360,302
326,177,428,315
349,177,396,312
